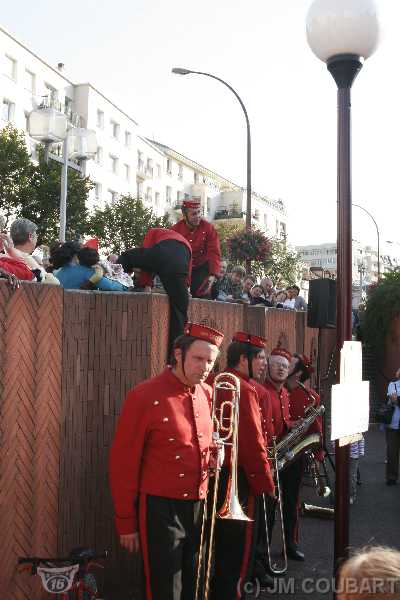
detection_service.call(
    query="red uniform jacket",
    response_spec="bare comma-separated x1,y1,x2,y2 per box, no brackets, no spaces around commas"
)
138,228,193,288
109,367,213,535
263,380,295,441
250,379,275,446
289,385,324,461
218,369,274,496
171,219,221,276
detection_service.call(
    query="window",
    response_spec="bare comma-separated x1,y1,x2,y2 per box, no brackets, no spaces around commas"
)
176,190,182,204
97,110,104,129
2,99,15,122
146,187,152,203
45,83,58,103
96,147,103,165
109,154,118,174
206,197,211,214
24,69,35,93
156,164,161,178
107,189,117,204
24,111,29,130
254,209,260,221
146,158,153,177
194,172,199,184
167,159,172,175
178,164,183,179
124,164,130,181
110,120,119,139
4,55,17,81
95,183,102,200
155,192,160,207
166,186,172,204
264,214,268,228
137,182,144,198
125,131,131,147
137,151,144,171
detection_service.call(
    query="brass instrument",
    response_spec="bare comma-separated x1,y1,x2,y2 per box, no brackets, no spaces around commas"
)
308,452,331,498
194,372,250,600
263,436,288,575
302,502,334,519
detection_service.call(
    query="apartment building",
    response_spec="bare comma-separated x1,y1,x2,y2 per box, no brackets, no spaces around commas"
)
0,24,288,237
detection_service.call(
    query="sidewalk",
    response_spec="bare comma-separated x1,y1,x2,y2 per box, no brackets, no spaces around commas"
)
252,426,400,599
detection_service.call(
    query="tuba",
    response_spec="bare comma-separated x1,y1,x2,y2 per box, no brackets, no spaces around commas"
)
194,372,250,600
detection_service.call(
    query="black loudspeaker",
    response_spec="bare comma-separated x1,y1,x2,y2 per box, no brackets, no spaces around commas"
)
307,279,336,329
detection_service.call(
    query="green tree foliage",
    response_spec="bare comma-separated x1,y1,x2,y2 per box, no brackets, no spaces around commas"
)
265,237,303,286
0,125,93,244
0,125,32,225
88,194,172,254
214,221,244,258
17,149,93,245
363,269,400,355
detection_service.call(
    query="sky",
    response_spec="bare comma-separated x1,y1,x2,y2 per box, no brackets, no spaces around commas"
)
1,0,399,249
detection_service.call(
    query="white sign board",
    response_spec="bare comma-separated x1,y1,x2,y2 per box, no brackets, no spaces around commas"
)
340,341,362,384
330,381,370,441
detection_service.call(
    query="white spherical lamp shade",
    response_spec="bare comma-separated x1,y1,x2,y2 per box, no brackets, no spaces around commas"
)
306,0,380,63
68,129,98,160
28,108,67,143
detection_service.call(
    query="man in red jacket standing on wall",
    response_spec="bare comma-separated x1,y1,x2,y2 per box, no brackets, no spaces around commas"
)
109,323,224,600
171,198,221,298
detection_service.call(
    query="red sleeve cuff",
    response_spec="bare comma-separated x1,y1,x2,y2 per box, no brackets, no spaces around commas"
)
114,514,138,535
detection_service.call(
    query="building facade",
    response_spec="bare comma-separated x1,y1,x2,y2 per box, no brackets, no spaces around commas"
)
0,24,288,236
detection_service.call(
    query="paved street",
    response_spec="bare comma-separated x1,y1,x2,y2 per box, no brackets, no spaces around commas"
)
251,426,400,599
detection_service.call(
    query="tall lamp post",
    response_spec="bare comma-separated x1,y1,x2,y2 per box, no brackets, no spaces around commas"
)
353,203,380,280
29,107,97,242
171,68,252,231
306,0,380,573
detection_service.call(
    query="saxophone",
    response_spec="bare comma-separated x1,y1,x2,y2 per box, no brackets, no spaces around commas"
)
275,383,324,471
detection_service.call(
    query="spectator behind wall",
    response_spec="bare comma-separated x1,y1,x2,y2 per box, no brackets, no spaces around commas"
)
215,265,246,302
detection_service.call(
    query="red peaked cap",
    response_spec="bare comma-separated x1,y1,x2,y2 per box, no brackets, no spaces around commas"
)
83,237,99,250
271,347,292,362
184,322,224,348
232,331,267,349
296,353,315,374
182,199,201,209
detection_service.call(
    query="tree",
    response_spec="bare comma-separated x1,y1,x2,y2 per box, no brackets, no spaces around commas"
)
17,149,93,245
363,269,400,355
88,194,172,254
265,238,303,286
0,125,32,225
214,221,244,259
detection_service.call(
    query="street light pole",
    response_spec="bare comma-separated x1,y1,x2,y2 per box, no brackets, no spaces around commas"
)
171,68,252,231
306,0,380,576
353,203,380,280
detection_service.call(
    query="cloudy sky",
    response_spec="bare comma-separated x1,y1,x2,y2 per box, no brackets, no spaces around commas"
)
1,0,398,248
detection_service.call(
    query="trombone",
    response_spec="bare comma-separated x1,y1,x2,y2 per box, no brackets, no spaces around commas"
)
194,372,251,600
263,436,288,575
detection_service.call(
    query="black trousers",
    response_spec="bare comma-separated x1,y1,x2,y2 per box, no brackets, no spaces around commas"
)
386,427,400,482
191,262,210,298
210,467,259,600
280,458,304,546
140,494,204,600
252,494,276,576
146,240,190,356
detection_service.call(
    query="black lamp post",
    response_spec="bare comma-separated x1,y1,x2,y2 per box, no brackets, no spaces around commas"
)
171,68,252,235
353,203,380,280
306,0,380,575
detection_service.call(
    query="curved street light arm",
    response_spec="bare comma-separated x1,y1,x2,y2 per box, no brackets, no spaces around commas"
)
352,203,380,280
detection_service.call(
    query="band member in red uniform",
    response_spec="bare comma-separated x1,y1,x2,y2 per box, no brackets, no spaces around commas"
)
109,323,224,600
264,347,308,561
210,332,275,600
285,353,324,553
171,199,221,298
117,228,192,356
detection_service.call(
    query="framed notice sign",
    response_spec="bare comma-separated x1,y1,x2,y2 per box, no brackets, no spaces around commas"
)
330,381,370,442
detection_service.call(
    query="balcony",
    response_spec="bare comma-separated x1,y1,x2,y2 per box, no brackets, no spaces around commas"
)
213,209,244,221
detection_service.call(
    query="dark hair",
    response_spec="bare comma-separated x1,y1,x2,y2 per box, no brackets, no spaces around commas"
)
170,335,199,366
227,341,262,369
50,241,81,269
291,354,310,383
78,247,100,268
291,285,300,295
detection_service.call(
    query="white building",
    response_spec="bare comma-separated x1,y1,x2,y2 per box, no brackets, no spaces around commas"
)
0,23,288,237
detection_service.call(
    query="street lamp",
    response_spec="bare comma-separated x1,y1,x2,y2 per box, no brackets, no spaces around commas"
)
28,109,97,242
306,0,380,572
353,203,380,280
171,68,252,232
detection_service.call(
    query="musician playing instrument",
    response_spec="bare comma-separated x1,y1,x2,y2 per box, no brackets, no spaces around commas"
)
210,332,275,600
109,323,224,600
171,198,221,298
265,347,308,561
284,353,324,555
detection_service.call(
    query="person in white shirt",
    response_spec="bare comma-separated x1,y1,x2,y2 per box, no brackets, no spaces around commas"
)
386,368,400,485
